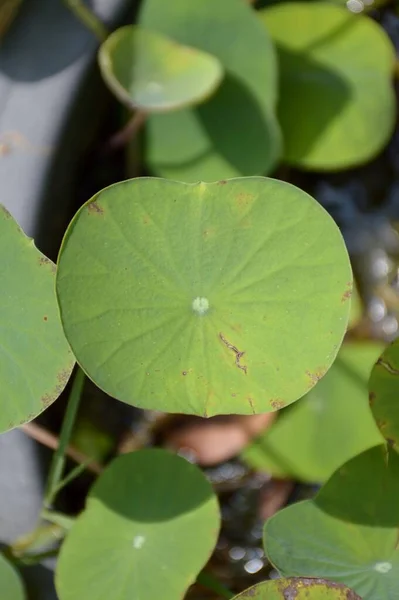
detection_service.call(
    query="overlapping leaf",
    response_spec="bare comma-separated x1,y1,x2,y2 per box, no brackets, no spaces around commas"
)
98,26,223,111
233,578,361,599
260,2,396,169
56,449,220,600
0,206,74,433
243,342,383,482
139,0,281,180
264,446,399,599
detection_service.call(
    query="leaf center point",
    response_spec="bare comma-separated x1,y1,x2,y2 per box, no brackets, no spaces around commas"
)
192,297,209,316
374,561,392,574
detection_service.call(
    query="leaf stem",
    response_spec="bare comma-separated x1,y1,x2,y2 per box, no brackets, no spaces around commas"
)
63,0,108,42
21,422,102,476
43,366,86,508
105,110,147,153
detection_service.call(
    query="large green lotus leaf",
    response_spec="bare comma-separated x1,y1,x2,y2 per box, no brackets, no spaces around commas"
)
0,206,74,433
264,446,399,599
242,342,384,482
98,26,223,112
139,0,281,181
56,449,220,600
369,339,399,449
233,578,361,599
260,2,396,170
56,177,351,416
0,555,25,600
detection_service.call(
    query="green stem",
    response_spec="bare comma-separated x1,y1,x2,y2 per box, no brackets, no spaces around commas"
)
197,571,234,600
43,366,86,508
63,0,108,42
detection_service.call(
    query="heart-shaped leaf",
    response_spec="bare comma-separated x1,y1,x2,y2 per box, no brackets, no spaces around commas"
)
139,0,281,180
369,339,399,449
0,555,25,600
242,342,384,482
56,177,351,416
260,2,396,170
0,206,74,433
56,449,220,600
264,446,399,600
98,26,223,112
232,578,361,599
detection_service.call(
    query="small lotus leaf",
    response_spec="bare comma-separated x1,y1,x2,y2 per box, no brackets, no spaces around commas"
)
0,206,74,433
56,177,351,416
260,2,396,170
264,446,399,600
242,342,383,482
233,578,361,599
0,555,25,600
139,0,281,180
369,339,399,449
98,26,223,112
56,449,220,600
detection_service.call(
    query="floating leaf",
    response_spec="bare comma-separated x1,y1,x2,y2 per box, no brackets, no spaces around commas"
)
264,446,399,600
233,578,361,599
56,449,220,600
369,339,399,449
98,26,223,112
0,555,25,600
0,206,74,433
242,342,384,482
260,2,396,170
139,0,281,180
56,177,351,416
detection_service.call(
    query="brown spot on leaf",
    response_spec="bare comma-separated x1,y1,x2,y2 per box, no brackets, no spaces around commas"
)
369,391,376,405
43,316,48,321
182,371,187,376
236,192,254,208
274,578,361,600
218,179,227,185
247,398,256,414
0,205,12,218
270,399,285,410
341,281,353,303
87,201,104,215
306,367,327,387
202,227,216,239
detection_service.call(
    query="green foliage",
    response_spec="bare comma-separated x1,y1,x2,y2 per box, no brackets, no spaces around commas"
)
56,449,220,600
139,0,281,181
260,2,396,170
56,177,351,416
264,450,399,599
369,340,399,448
0,206,74,433
3,1,399,596
243,342,384,482
98,26,223,111
0,554,25,600
264,339,399,600
233,578,361,599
